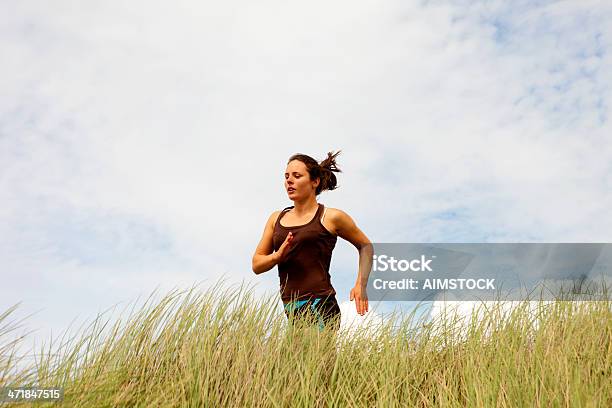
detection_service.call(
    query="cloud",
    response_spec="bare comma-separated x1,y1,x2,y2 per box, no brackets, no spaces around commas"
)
338,300,385,336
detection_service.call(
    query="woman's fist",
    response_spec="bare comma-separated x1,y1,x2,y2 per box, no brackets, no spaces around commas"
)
274,232,294,263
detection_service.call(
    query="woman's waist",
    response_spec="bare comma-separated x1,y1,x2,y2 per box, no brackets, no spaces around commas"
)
281,288,336,304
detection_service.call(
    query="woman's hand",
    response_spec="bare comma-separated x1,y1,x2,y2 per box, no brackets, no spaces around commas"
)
350,285,369,315
274,232,294,263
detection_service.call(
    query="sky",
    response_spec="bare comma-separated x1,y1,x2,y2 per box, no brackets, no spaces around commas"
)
1,0,611,359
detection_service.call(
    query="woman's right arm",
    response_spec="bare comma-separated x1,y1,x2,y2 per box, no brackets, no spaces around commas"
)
252,211,293,274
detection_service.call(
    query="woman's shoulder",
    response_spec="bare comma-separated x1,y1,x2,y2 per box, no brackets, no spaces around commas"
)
322,207,364,240
320,207,354,236
322,207,352,222
267,210,281,223
266,207,292,227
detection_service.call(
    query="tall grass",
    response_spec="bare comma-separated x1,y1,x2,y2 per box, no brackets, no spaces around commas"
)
1,281,610,407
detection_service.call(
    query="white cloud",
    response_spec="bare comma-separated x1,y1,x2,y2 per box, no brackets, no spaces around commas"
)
338,300,385,336
335,300,386,353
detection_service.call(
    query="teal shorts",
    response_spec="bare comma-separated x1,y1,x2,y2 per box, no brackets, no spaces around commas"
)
283,295,341,332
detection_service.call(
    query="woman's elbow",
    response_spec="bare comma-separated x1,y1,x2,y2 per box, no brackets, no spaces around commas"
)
252,256,264,275
359,241,373,253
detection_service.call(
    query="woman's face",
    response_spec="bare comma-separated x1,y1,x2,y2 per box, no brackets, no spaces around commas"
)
285,160,319,200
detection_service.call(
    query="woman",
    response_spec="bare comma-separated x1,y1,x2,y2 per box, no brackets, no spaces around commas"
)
252,150,373,332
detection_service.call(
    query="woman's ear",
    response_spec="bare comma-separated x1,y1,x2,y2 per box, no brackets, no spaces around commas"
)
312,177,320,189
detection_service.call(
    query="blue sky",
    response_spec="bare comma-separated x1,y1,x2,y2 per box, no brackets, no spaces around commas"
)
1,0,611,354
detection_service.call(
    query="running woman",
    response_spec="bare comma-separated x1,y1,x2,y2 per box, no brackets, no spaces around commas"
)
252,151,373,331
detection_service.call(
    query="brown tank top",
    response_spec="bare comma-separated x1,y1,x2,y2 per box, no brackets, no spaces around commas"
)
272,203,338,303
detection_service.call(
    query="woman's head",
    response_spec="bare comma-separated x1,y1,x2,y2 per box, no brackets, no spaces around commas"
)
285,151,342,200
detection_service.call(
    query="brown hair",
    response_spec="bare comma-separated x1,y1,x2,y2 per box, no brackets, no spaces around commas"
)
288,150,342,195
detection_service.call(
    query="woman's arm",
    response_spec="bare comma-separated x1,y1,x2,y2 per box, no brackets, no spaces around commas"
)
252,211,293,274
252,212,280,274
329,209,373,315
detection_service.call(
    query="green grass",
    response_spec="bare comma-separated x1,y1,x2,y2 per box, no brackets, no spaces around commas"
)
1,281,611,407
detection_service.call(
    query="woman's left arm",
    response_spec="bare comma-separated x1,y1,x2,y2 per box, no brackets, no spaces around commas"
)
330,209,373,316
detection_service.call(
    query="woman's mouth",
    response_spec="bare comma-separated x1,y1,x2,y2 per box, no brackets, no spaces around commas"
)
288,188,296,193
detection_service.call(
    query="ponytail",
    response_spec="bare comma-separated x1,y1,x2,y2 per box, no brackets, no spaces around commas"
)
318,150,342,194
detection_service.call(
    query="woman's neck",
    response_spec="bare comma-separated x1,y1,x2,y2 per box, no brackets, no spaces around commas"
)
292,197,318,215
